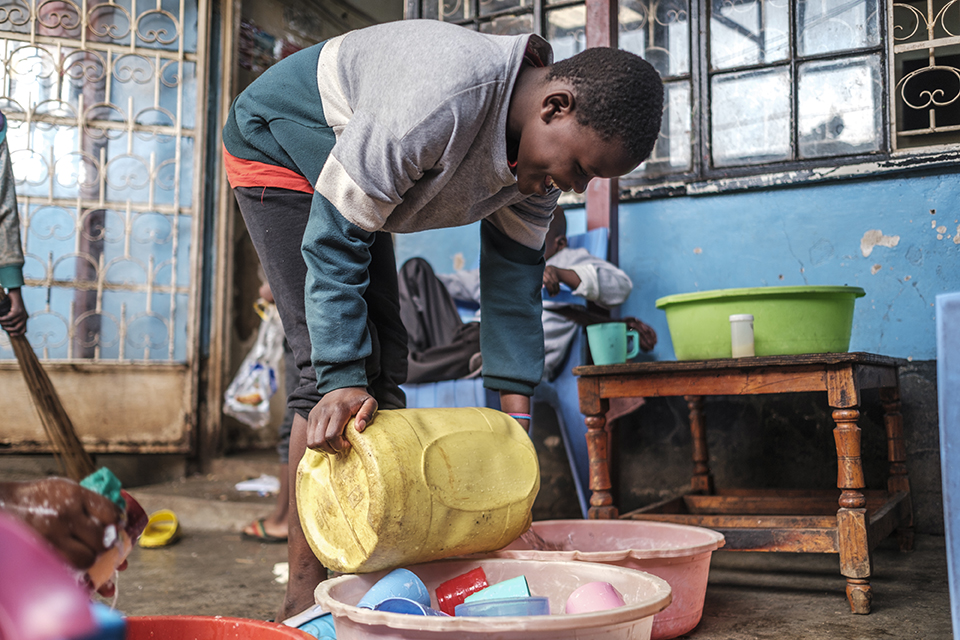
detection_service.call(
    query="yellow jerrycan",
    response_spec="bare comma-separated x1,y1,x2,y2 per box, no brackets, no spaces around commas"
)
297,407,540,574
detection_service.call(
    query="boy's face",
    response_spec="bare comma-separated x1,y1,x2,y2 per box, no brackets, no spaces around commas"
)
514,91,638,197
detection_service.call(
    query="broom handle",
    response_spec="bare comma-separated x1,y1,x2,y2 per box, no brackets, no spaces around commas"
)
1,288,95,480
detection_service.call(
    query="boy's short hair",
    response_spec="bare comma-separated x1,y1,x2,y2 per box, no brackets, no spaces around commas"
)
546,47,664,165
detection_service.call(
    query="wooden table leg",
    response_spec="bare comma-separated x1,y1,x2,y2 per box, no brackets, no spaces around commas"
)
881,385,914,551
685,395,714,494
833,407,872,614
578,377,616,519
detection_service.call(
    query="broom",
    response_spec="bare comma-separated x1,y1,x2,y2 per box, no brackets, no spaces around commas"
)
1,289,95,481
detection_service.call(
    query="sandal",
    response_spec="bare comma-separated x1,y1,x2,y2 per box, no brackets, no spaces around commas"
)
241,518,287,543
138,509,182,548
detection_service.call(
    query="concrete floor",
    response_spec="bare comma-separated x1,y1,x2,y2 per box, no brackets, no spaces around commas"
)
5,454,952,638
109,530,952,639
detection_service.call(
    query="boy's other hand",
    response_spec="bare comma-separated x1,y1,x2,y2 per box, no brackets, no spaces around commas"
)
624,317,657,352
0,288,27,336
0,478,121,571
307,387,378,455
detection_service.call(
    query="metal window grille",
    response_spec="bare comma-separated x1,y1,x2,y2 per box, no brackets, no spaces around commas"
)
0,0,203,363
891,0,960,150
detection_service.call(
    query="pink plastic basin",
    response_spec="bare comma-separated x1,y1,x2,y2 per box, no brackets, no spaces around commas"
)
483,520,725,640
314,558,672,640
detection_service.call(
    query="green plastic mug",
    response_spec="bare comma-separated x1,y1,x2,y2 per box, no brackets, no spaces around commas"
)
586,322,640,365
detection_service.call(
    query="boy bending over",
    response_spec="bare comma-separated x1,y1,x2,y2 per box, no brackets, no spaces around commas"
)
222,19,663,620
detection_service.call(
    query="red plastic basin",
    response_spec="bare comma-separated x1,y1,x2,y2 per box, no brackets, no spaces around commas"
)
126,616,314,640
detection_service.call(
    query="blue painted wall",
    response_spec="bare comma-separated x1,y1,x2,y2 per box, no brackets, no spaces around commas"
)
394,172,959,360
618,173,959,361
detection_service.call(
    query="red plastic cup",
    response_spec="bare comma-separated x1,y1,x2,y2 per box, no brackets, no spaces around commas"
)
435,567,489,616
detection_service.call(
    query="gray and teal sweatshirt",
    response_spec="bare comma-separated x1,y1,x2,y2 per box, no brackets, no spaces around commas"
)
0,112,24,291
223,20,560,397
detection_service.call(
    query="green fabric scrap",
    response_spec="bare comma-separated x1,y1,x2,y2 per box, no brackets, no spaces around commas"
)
80,467,126,511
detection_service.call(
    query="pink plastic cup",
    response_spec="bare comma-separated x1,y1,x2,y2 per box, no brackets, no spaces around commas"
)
564,581,626,614
435,566,488,616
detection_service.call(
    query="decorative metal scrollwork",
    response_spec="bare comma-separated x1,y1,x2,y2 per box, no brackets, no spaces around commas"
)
0,0,199,362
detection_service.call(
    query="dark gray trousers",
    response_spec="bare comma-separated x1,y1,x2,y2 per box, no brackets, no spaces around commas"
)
233,186,407,418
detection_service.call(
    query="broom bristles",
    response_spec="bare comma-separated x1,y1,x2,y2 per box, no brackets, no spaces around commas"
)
10,332,96,481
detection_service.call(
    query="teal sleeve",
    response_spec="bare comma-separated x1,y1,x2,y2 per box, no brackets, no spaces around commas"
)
301,190,376,395
0,265,23,289
478,219,545,396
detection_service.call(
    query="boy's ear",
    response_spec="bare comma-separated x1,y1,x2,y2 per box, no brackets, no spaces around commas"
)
540,87,575,123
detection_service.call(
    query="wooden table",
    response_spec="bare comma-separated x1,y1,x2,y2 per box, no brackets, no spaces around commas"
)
574,352,913,614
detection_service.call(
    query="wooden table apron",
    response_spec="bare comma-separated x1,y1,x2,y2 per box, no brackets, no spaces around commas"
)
573,352,914,615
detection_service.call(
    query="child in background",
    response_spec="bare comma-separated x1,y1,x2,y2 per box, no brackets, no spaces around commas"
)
404,207,656,384
223,19,663,620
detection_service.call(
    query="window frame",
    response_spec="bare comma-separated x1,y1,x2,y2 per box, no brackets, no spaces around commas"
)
405,0,960,202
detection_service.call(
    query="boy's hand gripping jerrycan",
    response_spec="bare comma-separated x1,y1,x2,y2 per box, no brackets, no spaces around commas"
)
297,407,540,573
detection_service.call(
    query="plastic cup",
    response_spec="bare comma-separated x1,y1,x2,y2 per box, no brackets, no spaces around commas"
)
564,581,626,614
586,322,641,365
374,597,450,616
436,566,489,616
356,568,431,610
463,575,530,603
729,314,755,358
455,596,551,617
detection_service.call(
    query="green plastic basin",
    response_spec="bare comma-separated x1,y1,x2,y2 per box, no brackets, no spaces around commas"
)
655,286,866,360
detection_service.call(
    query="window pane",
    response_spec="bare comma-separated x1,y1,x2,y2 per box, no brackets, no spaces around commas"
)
479,13,534,34
798,0,880,56
711,0,790,71
799,55,882,158
546,5,586,61
711,67,791,166
637,80,692,175
480,0,531,16
620,0,690,78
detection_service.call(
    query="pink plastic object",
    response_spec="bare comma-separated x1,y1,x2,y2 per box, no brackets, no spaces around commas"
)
126,616,313,640
0,512,96,640
436,566,488,615
564,582,626,614
481,520,725,640
314,558,671,640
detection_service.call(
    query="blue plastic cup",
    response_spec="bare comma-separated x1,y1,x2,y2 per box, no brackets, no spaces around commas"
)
463,575,530,603
454,596,551,617
356,568,431,610
374,597,450,616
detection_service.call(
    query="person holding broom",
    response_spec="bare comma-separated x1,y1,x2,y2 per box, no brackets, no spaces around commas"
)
0,110,26,336
223,19,664,620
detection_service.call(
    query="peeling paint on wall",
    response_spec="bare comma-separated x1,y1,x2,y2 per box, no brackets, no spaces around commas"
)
861,229,901,257
871,264,882,274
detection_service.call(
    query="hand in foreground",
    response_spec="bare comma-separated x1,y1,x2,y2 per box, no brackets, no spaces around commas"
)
625,317,657,352
306,386,378,455
0,478,121,572
0,288,27,336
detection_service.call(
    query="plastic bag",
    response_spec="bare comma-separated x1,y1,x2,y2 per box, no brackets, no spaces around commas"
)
224,300,285,428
